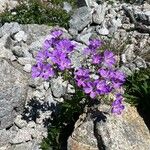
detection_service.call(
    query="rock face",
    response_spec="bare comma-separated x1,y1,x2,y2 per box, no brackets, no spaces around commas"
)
0,58,28,129
69,6,93,31
68,103,150,150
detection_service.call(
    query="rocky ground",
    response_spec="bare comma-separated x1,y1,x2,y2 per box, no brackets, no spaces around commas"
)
0,0,150,150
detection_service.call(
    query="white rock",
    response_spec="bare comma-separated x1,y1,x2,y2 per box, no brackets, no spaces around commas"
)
23,64,32,73
67,84,75,94
14,115,27,128
43,81,50,90
10,128,32,144
14,31,27,42
93,3,107,24
27,121,37,128
17,57,35,66
96,23,109,36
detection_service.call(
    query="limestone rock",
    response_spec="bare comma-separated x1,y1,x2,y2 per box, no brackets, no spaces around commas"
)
68,103,150,150
92,3,107,24
69,6,93,31
0,58,28,129
10,128,32,144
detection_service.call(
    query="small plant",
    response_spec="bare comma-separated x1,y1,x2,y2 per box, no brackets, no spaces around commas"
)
124,68,150,113
31,29,126,149
0,0,71,28
41,88,88,150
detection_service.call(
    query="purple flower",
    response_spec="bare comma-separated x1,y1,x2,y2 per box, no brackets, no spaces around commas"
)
31,63,54,79
114,70,126,82
89,39,102,50
83,81,98,98
96,80,111,94
56,39,75,53
31,63,43,78
92,54,102,64
75,68,90,78
103,50,116,67
59,58,71,70
36,50,50,63
51,29,63,38
40,63,55,79
111,94,125,115
76,78,87,87
50,49,67,65
98,69,110,79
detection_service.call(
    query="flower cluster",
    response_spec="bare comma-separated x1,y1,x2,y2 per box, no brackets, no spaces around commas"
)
74,39,126,115
32,29,75,79
32,30,126,115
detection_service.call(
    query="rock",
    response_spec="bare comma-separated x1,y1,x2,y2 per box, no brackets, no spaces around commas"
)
67,84,75,94
124,44,136,62
63,2,72,13
0,35,14,59
13,142,33,150
96,23,109,35
0,129,16,147
14,115,27,129
69,6,93,31
134,56,147,68
77,32,92,45
12,46,25,57
134,11,150,25
92,3,107,24
17,57,35,66
50,77,66,98
69,41,87,69
14,31,27,42
0,58,28,129
0,0,18,13
23,64,32,73
10,128,32,144
0,22,21,37
68,103,150,150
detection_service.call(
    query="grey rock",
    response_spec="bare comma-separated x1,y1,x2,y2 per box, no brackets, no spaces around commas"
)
0,35,14,59
68,103,150,150
14,115,27,129
69,41,87,69
134,11,150,25
134,56,147,68
77,32,92,45
63,2,72,13
50,77,66,98
0,22,21,37
69,6,93,31
12,46,25,57
13,142,33,150
10,128,32,144
17,57,35,66
68,28,78,37
92,3,107,24
0,58,28,129
0,129,16,147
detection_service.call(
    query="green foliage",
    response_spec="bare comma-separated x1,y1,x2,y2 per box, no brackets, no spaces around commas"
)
124,68,150,113
0,0,71,28
41,87,88,150
51,0,77,7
